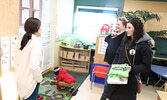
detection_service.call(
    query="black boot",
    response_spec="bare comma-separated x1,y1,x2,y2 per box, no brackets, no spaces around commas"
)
70,87,75,93
71,88,78,96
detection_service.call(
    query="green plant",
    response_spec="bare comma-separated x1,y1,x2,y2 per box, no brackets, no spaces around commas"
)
122,10,160,25
147,30,167,39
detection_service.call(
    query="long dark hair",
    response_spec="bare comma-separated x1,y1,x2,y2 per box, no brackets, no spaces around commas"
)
20,17,41,50
124,18,144,44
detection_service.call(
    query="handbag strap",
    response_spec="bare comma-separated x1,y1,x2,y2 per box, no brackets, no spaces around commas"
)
125,43,140,79
125,44,132,66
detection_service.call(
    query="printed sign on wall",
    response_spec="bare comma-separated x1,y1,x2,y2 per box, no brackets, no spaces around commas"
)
98,37,108,54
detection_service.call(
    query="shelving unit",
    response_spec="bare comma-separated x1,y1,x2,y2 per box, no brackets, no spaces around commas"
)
58,45,91,73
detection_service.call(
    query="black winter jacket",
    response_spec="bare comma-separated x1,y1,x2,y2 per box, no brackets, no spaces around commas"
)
107,33,153,100
104,32,125,64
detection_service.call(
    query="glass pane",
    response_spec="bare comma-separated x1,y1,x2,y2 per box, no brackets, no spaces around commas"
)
21,9,29,24
75,11,117,44
33,0,40,10
22,0,30,8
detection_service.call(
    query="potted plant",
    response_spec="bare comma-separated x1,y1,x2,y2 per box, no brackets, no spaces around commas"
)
147,30,167,39
122,10,161,24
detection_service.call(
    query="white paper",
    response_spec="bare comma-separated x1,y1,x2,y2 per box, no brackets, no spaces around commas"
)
40,0,51,72
1,37,10,53
40,25,51,71
11,36,18,52
11,53,15,68
107,77,128,84
22,0,30,8
33,0,40,10
1,53,10,71
42,44,50,71
22,9,29,24
98,37,108,54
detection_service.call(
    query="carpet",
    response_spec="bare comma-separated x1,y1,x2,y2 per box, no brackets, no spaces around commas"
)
43,71,89,84
39,77,80,100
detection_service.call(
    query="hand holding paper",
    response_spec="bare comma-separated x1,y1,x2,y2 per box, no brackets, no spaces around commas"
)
125,66,132,72
107,64,130,84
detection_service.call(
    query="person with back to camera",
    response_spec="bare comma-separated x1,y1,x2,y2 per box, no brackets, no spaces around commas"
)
107,18,153,100
14,17,43,100
100,17,128,100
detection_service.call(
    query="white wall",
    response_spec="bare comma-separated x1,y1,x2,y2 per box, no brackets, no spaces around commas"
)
50,0,75,68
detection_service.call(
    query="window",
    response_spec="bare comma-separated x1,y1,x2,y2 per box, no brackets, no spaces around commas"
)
19,0,42,26
74,6,118,44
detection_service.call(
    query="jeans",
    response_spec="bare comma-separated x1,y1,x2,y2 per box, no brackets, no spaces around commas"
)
102,64,112,98
26,83,40,100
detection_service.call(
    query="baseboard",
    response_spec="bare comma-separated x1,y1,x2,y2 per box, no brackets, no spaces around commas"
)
42,67,57,75
42,68,53,75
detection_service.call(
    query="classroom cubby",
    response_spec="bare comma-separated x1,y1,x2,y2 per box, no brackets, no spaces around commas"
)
58,45,91,73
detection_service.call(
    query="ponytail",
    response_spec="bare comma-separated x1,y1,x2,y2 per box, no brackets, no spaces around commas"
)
20,17,41,50
20,33,32,50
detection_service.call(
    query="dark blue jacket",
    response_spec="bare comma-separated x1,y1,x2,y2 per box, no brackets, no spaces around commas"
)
104,32,125,64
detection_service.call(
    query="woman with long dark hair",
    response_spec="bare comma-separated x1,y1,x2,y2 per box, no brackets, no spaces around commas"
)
14,17,43,100
107,18,153,100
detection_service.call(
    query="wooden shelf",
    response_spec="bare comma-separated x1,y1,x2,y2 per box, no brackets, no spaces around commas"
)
60,56,90,62
58,45,91,73
60,45,90,51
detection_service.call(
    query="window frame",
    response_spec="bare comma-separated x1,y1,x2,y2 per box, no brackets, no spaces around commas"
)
19,0,42,26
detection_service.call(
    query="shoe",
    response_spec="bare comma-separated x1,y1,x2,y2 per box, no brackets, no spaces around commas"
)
37,95,43,100
50,80,56,85
71,88,78,96
100,96,106,100
70,87,75,93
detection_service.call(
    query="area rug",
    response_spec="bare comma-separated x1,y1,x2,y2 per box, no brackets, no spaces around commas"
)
39,77,80,100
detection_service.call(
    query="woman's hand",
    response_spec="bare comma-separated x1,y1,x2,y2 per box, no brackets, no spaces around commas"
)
125,66,132,72
120,78,127,80
111,33,118,37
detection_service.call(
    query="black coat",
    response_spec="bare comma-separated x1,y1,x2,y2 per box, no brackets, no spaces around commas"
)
104,32,125,64
107,39,153,100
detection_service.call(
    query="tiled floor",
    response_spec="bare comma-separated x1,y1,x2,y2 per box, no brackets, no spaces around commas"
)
0,69,18,100
0,69,159,100
71,75,158,100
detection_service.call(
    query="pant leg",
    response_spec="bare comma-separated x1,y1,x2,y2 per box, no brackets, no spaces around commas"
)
26,83,40,100
59,81,75,90
102,64,112,98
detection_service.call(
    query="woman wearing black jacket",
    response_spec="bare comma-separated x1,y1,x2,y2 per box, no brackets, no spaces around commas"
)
100,17,128,100
107,18,153,100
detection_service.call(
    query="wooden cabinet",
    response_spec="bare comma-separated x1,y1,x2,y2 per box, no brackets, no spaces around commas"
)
58,45,91,73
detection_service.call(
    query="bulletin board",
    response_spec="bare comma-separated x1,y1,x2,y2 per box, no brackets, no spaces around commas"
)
0,0,19,75
94,35,109,65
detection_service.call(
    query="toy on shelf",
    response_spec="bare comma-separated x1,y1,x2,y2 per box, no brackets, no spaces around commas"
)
100,24,116,35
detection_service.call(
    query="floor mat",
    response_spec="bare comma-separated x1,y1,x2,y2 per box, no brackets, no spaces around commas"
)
39,77,80,100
